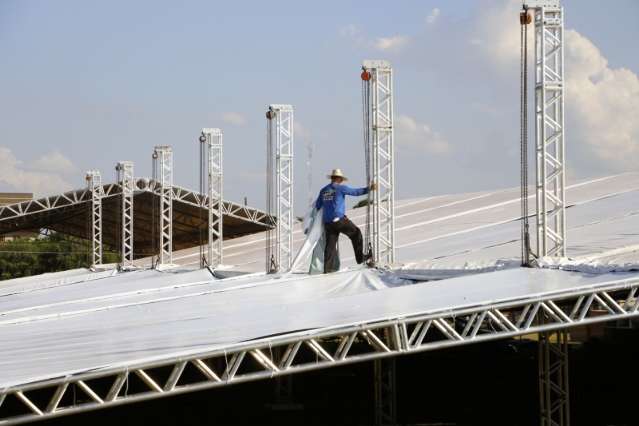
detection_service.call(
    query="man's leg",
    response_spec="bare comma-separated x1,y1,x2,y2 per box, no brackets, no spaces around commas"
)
324,223,340,273
341,217,365,264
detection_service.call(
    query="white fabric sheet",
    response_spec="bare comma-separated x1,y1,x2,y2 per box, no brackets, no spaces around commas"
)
1,267,638,388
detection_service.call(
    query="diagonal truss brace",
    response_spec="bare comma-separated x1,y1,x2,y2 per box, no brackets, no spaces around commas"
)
2,278,638,425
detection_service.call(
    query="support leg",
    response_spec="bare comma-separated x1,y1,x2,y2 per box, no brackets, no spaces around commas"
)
374,358,397,426
538,329,570,426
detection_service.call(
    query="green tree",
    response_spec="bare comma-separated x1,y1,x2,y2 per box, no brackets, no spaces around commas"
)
0,233,119,280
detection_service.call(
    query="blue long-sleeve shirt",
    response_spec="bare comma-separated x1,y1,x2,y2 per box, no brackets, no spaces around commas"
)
315,183,369,224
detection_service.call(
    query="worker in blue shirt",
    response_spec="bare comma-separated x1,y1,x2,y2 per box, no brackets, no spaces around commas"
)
315,168,377,273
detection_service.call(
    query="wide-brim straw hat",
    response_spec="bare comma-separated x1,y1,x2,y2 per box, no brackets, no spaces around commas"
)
327,168,348,181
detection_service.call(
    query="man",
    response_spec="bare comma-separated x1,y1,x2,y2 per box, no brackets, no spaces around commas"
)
315,169,377,273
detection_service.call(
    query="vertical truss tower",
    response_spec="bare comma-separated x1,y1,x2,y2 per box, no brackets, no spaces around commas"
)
85,170,104,267
153,146,174,267
200,128,224,268
266,104,294,273
531,0,566,257
362,60,395,265
116,161,135,269
539,329,570,426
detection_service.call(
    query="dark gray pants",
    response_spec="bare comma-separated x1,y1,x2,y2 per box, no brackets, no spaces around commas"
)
324,216,364,273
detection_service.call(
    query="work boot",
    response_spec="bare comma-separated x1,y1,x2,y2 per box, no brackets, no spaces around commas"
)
363,251,375,268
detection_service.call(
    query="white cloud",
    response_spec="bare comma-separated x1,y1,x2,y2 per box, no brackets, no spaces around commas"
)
221,112,247,126
473,0,639,171
374,35,410,52
565,30,639,168
339,24,409,52
0,147,75,196
396,115,450,154
426,8,440,24
473,0,523,66
30,151,77,174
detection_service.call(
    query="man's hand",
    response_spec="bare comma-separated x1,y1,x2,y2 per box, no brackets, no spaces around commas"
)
370,182,378,191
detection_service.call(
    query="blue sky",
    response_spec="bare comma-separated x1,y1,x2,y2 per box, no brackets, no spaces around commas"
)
1,0,637,213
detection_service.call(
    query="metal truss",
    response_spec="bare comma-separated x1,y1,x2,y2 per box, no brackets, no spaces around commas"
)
374,358,397,426
85,171,104,267
116,162,135,269
530,1,566,257
153,146,174,266
0,182,273,232
2,276,638,425
539,329,570,426
362,60,395,265
200,129,224,268
266,104,294,273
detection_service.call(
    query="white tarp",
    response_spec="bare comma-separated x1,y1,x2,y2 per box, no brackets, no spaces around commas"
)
1,266,639,388
290,207,339,274
153,173,639,274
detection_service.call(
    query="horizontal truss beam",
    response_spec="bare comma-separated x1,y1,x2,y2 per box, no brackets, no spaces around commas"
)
1,277,638,424
0,182,274,231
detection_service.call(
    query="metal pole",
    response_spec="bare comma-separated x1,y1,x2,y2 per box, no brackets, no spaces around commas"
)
116,161,135,269
200,129,224,269
266,105,294,273
374,358,397,426
362,60,395,265
153,146,173,267
85,170,103,268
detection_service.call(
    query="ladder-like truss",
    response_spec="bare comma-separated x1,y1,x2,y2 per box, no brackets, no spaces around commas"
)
362,60,395,265
116,161,135,269
266,104,294,273
85,170,104,267
153,146,174,267
531,0,566,257
200,129,224,268
3,275,637,425
539,329,570,426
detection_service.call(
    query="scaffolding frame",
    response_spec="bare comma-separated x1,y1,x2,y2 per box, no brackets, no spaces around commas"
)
153,146,173,267
200,129,224,268
362,60,395,265
3,275,637,425
116,162,135,269
266,104,294,273
531,1,566,257
85,171,103,267
539,329,570,426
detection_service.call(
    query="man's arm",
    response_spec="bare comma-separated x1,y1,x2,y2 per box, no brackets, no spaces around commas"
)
340,185,369,196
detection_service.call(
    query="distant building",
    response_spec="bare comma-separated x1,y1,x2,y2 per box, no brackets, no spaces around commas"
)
0,193,36,241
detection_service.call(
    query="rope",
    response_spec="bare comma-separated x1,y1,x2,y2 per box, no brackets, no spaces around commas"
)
520,8,531,266
266,113,275,272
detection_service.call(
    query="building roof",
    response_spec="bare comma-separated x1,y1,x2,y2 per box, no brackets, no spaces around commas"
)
0,180,273,256
0,193,32,206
